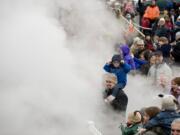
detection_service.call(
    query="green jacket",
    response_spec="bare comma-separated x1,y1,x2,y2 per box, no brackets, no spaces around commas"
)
120,124,140,135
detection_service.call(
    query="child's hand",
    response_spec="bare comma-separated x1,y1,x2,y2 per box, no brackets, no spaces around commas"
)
107,95,115,102
120,60,125,65
137,127,146,134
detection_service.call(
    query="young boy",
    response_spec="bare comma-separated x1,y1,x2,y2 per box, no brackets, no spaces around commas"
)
103,54,131,90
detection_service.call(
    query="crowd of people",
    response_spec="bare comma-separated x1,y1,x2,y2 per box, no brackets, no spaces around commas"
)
103,0,180,134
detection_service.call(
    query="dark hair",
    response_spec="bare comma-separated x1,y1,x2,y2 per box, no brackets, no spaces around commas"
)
172,77,180,86
144,106,161,119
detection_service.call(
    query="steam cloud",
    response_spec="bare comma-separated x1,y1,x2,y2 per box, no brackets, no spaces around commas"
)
0,0,179,135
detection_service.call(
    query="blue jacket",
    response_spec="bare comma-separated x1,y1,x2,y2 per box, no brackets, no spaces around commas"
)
133,57,148,69
103,63,131,86
144,110,180,135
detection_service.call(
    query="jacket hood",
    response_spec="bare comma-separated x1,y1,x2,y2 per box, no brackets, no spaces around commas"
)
121,45,130,56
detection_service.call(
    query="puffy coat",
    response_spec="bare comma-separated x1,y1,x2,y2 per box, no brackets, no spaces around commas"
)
121,45,136,70
144,110,180,135
104,63,131,86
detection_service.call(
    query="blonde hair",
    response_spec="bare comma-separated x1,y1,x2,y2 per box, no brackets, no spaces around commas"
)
104,73,117,84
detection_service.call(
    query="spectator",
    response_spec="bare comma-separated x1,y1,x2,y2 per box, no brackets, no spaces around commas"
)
104,73,128,111
155,18,170,39
143,0,160,26
157,36,171,63
170,77,180,106
141,53,156,75
139,94,180,135
148,51,172,90
120,44,136,70
171,118,180,135
121,111,143,135
103,54,131,90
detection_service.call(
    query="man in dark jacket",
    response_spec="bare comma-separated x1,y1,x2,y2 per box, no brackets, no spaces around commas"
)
140,95,180,135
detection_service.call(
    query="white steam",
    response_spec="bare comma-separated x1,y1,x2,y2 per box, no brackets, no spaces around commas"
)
0,0,178,135
0,0,125,135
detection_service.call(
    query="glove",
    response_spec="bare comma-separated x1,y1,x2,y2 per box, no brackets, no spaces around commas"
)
107,95,115,102
120,60,125,65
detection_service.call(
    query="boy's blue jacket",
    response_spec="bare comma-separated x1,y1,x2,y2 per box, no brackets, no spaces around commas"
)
103,63,131,86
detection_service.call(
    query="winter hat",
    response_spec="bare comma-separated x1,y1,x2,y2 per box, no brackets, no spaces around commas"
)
176,32,180,41
158,94,178,110
159,36,169,44
128,111,142,124
111,54,122,62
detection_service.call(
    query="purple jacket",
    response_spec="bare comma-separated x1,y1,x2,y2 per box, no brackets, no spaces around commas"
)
120,45,136,70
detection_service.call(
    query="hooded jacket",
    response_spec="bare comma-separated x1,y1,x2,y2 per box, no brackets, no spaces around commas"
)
121,45,136,70
103,62,131,86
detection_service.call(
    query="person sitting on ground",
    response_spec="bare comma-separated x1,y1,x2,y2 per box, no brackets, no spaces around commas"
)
133,39,145,58
140,53,156,75
170,77,180,107
120,44,136,70
157,36,172,64
103,73,128,111
133,49,149,71
139,94,180,135
103,54,131,90
121,111,143,135
130,37,141,55
140,106,161,135
148,51,172,90
154,18,170,39
171,118,180,135
144,34,155,51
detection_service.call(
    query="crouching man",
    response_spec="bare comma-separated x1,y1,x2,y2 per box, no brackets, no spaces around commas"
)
103,73,128,111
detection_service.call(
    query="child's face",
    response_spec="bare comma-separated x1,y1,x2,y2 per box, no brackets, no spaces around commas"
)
155,55,163,64
105,80,115,89
112,61,120,67
171,81,180,94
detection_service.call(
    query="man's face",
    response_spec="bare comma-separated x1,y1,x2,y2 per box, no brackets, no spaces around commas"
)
105,80,115,89
155,55,163,64
171,122,180,135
